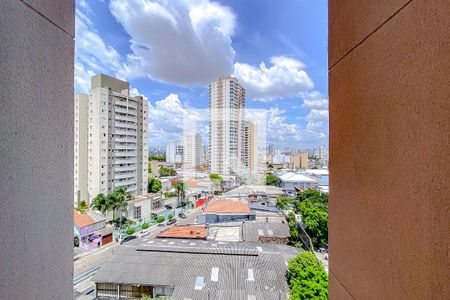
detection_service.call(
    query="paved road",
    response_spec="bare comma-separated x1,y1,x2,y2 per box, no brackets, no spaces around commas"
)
73,208,202,298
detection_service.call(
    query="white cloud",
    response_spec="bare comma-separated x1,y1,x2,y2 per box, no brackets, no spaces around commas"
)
266,104,328,147
109,0,236,85
233,56,314,101
75,6,124,92
301,91,328,109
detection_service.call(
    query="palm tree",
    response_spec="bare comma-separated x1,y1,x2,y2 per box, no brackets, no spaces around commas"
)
90,193,109,216
108,186,132,242
174,182,186,206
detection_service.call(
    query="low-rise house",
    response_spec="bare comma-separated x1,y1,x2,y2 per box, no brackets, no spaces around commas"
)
197,200,254,224
74,209,111,250
127,194,161,221
277,172,319,196
158,225,207,239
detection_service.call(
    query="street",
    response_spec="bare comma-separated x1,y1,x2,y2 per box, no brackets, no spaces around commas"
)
73,207,202,299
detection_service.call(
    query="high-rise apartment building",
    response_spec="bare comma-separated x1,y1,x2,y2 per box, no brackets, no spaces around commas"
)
313,146,329,165
74,94,89,206
209,76,246,174
175,144,184,164
200,145,209,166
74,74,148,205
183,133,201,168
165,142,176,163
291,152,309,169
243,122,256,172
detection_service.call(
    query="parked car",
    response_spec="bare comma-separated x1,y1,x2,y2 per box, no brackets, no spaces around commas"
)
166,218,177,226
178,212,187,219
151,212,157,218
164,204,173,209
120,235,137,244
137,229,150,238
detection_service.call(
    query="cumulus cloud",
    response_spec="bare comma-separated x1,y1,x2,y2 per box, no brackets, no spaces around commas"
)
109,0,236,85
301,91,329,110
266,105,328,147
233,56,314,101
75,5,124,92
148,94,207,145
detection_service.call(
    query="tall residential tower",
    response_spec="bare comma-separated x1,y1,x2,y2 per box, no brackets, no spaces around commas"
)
74,74,148,206
209,76,246,174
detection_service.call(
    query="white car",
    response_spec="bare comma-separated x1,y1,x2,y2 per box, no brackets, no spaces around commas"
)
137,229,150,238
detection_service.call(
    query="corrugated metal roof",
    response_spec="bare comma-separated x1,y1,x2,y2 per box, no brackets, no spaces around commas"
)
243,222,290,242
93,239,300,300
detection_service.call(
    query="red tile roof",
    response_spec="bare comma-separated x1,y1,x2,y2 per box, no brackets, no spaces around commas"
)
73,209,95,228
204,200,250,214
158,225,207,239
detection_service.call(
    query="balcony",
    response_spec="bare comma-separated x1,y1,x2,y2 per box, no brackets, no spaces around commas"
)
114,143,136,150
114,137,136,143
114,129,137,136
115,115,137,123
115,107,137,116
114,98,137,109
114,172,136,180
114,165,136,172
113,151,136,157
114,179,137,188
115,121,136,130
114,158,137,165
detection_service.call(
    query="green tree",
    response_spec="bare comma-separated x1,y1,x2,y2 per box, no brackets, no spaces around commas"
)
159,166,176,177
156,215,165,223
141,223,150,229
76,200,89,213
148,162,152,174
295,190,329,246
90,193,109,215
266,174,281,186
149,154,165,161
126,227,136,235
210,173,224,192
276,197,294,209
287,251,328,300
148,177,162,193
174,182,187,204
167,213,173,219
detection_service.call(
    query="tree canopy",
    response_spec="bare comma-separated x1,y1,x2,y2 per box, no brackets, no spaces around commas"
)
149,154,165,161
148,177,162,193
287,251,328,300
266,174,281,186
295,190,328,246
159,166,176,177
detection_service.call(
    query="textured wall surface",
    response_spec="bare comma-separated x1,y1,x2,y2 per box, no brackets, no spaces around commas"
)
329,0,450,299
0,0,74,299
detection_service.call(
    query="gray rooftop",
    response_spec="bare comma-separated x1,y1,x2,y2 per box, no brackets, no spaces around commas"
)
93,238,300,300
243,222,290,242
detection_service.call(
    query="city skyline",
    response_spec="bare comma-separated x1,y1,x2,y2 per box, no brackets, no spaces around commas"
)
74,0,328,149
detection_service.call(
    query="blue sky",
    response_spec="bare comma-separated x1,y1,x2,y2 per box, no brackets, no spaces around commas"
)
75,0,328,148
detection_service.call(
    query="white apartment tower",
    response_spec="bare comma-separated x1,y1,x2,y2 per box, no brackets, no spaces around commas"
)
209,76,246,174
74,74,148,206
183,133,202,168
166,143,176,163
74,94,89,206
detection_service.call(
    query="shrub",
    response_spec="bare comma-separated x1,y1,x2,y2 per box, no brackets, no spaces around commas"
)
126,227,136,235
287,252,328,300
156,215,165,223
141,223,150,229
167,213,174,219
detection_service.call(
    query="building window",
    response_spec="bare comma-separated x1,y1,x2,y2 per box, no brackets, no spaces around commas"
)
133,206,141,219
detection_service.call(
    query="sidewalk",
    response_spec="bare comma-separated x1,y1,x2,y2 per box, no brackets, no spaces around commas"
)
74,241,118,261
